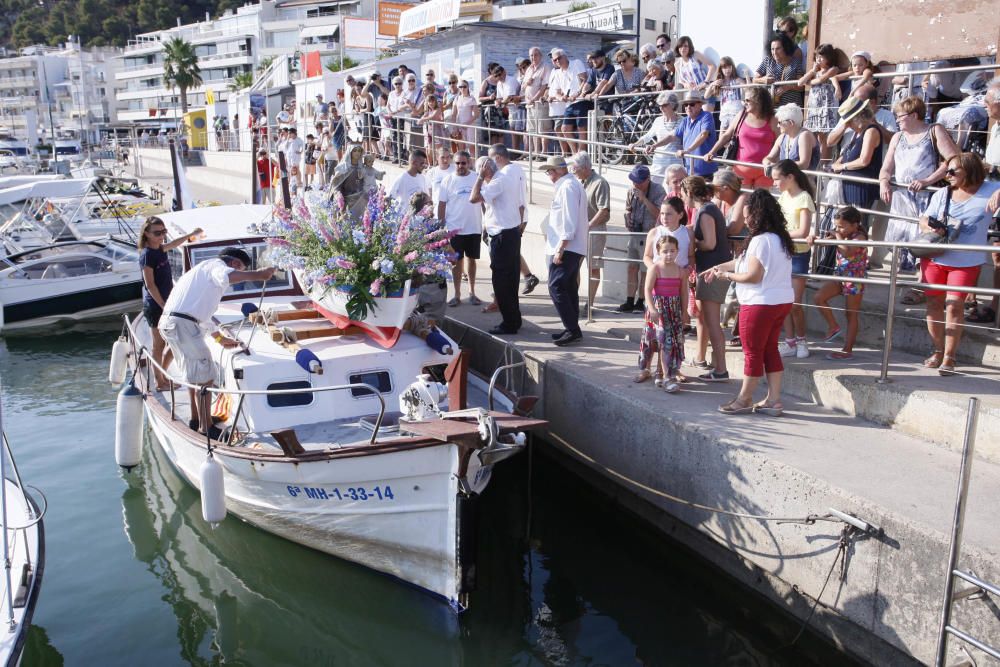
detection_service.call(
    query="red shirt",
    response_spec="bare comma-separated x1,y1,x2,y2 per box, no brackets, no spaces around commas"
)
257,158,272,188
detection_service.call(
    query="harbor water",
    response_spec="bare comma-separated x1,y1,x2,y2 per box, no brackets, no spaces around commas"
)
3,324,854,666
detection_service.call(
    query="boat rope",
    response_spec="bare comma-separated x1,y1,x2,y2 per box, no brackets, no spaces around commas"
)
545,432,840,526
783,524,856,649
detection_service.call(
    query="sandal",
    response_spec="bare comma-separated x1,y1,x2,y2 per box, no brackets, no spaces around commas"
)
938,355,957,376
967,307,996,324
823,329,843,343
753,402,784,417
481,301,499,313
923,350,944,369
447,297,460,307
664,381,680,394
718,399,754,414
633,369,652,383
901,290,926,306
825,351,854,360
468,295,483,306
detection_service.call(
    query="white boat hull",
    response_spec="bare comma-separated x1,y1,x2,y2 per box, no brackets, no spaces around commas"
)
144,408,475,606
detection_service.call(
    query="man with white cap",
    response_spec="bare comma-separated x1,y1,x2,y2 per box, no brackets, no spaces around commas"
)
276,103,293,131
675,90,717,178
540,155,589,346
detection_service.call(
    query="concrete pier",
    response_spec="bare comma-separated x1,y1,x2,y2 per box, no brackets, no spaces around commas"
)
138,148,1000,665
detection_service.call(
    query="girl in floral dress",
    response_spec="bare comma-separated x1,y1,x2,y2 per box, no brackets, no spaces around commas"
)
637,236,688,393
809,206,868,360
799,43,840,160
707,57,746,131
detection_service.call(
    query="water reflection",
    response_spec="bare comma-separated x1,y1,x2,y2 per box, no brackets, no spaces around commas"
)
122,434,462,666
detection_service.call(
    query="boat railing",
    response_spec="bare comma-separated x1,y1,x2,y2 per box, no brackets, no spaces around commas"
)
124,315,388,446
0,401,46,633
444,316,531,408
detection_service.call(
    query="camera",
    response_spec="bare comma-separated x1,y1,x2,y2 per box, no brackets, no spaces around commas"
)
926,216,947,231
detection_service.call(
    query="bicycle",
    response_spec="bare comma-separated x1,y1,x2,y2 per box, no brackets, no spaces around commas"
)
598,91,660,165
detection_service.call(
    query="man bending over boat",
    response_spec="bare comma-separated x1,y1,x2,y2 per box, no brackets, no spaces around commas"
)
159,247,275,438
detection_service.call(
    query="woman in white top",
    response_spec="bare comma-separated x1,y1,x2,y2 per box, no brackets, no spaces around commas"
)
643,196,694,272
628,92,683,179
702,189,794,416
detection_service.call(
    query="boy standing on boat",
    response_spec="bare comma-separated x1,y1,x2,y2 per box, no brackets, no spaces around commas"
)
159,248,275,438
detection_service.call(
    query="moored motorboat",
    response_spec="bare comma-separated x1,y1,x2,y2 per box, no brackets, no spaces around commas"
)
0,394,46,666
114,202,544,609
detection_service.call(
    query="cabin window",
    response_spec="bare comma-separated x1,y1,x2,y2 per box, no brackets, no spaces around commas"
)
349,371,392,397
266,380,313,407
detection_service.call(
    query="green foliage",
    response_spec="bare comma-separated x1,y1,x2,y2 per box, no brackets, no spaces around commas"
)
256,55,275,73
229,71,254,91
325,56,360,73
3,0,247,49
568,1,595,12
163,37,202,115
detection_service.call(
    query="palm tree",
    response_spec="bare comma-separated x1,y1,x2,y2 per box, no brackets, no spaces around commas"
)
162,37,202,116
229,71,255,92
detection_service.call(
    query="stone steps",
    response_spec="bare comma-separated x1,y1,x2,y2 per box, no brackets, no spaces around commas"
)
593,306,1000,465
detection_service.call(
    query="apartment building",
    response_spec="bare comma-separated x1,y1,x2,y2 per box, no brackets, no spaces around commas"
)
115,0,378,129
0,42,117,146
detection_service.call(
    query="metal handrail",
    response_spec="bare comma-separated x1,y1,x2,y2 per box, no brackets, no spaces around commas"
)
124,317,388,445
487,361,526,412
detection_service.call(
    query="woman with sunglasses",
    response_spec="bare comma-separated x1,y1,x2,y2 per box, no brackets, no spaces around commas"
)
918,153,1000,375
628,92,682,179
453,80,478,154
137,216,202,391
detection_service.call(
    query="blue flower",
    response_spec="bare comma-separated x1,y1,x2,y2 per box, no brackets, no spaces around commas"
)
379,259,395,275
352,229,366,245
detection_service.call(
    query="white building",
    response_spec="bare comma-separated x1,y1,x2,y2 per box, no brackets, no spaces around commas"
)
115,0,379,131
496,0,678,48
0,42,118,147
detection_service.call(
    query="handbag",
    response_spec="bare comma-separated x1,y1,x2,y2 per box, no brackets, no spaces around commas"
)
909,188,958,259
814,178,845,275
720,109,747,162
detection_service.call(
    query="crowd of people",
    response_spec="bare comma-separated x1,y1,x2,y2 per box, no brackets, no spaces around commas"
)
247,19,1000,413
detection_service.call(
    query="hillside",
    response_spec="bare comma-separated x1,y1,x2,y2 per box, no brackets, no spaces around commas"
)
0,0,254,50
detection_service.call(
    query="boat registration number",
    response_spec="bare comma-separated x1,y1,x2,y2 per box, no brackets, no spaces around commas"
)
287,485,395,501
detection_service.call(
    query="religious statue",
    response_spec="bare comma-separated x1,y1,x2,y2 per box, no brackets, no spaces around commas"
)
329,144,384,218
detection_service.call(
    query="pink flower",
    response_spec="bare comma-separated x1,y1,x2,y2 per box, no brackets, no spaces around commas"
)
369,278,382,296
404,251,418,262
336,258,355,270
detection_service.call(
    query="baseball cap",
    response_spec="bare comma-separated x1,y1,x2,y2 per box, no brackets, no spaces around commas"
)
219,247,252,268
539,155,568,171
628,164,651,183
588,49,606,60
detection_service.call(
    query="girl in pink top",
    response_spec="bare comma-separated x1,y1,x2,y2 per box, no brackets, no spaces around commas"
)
637,235,688,393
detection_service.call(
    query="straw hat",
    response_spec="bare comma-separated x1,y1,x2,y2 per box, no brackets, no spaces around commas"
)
837,95,867,122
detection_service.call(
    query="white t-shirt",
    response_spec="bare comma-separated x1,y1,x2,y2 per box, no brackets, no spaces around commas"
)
653,225,691,268
439,171,482,235
733,233,793,306
162,258,234,325
389,171,430,209
284,137,304,167
545,173,589,256
547,61,586,116
480,170,522,234
427,164,455,207
500,162,527,210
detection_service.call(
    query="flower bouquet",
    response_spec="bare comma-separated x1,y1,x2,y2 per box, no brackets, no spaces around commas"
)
265,187,455,325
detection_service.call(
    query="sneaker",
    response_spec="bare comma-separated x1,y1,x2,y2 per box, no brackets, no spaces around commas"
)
664,381,680,393
699,370,730,382
778,341,797,358
795,339,810,359
616,300,635,313
633,299,645,313
522,274,540,295
688,359,711,370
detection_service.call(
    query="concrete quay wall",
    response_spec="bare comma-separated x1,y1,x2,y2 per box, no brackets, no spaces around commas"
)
443,318,1000,667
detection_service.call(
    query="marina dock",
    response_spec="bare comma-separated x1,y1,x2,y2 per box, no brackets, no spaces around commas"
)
134,147,1000,666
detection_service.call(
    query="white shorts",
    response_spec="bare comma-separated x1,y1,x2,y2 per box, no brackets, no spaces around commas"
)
159,315,215,385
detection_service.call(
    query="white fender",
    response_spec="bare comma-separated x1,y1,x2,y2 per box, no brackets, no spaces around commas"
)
115,379,144,470
200,453,227,525
109,336,129,384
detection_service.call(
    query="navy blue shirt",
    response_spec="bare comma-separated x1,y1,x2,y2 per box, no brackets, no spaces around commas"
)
139,247,172,308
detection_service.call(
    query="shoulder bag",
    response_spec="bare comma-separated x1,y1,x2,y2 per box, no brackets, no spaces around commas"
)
909,187,959,259
720,109,747,162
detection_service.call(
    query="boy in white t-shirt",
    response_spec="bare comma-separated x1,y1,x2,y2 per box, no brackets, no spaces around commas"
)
437,150,482,306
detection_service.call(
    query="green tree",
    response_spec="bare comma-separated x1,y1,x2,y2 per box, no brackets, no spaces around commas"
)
256,55,275,73
162,36,202,115
325,56,360,73
228,70,254,91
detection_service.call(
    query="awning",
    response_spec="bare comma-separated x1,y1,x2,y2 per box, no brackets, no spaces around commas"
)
300,25,339,40
0,178,96,207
